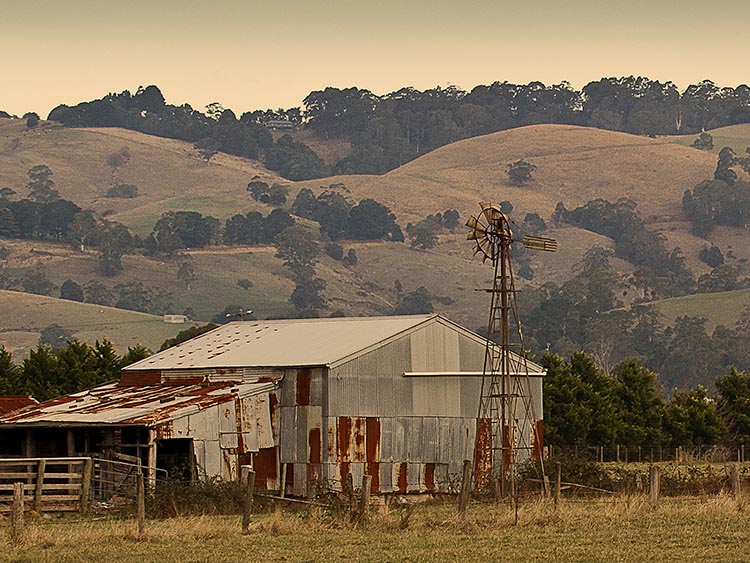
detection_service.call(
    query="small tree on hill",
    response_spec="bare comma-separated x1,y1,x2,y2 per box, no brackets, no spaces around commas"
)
506,159,537,186
60,279,84,302
692,132,714,150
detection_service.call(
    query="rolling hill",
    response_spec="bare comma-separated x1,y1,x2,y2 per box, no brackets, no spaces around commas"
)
2,117,750,359
0,289,199,360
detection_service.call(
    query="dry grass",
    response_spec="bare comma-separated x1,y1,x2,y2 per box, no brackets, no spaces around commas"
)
0,289,198,358
1,495,748,562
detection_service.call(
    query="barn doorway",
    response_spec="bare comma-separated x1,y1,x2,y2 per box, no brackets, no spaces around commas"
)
156,438,196,481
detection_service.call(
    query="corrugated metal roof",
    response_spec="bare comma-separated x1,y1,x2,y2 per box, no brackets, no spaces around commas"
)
0,379,276,427
125,315,437,371
0,396,38,415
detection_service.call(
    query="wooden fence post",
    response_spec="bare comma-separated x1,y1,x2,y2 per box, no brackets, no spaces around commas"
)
11,482,24,545
649,465,660,505
241,466,255,535
136,472,146,537
359,475,372,523
80,458,93,514
458,459,472,515
554,461,562,510
34,459,46,513
728,464,741,499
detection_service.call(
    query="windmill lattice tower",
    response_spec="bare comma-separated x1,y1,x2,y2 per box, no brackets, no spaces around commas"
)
466,201,557,498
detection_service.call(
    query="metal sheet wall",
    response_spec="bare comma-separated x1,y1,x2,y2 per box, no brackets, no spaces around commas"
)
279,320,544,494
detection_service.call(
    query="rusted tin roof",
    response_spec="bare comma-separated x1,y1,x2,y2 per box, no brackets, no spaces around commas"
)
125,314,439,371
0,378,277,427
0,396,38,415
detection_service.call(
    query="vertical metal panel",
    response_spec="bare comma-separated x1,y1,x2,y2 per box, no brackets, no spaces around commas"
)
421,418,438,463
279,407,297,463
437,417,452,463
328,365,361,417
219,402,238,448
380,417,394,462
325,417,337,463
434,464,449,492
406,418,423,462
380,462,393,492
358,364,379,417
280,369,297,407
410,329,428,372
459,374,482,418
254,394,275,450
351,417,366,462
407,463,421,491
350,462,364,488
392,417,407,461
458,332,485,371
393,371,413,417
455,418,475,462
296,407,308,465
310,368,323,406
203,440,222,478
172,415,189,437
194,440,207,479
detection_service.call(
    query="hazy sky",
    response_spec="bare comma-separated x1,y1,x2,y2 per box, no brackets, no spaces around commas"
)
2,0,747,117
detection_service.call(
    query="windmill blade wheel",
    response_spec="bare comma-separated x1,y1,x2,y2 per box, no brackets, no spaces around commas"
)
466,202,504,263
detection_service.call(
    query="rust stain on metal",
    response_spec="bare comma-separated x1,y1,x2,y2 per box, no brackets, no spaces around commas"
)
339,462,350,487
296,368,311,406
117,371,161,386
366,463,380,493
397,463,408,493
473,417,492,487
234,400,246,453
532,420,544,461
308,428,321,464
365,417,380,463
286,463,295,496
253,447,278,489
327,422,336,460
154,420,174,440
268,392,279,442
424,463,436,491
337,417,352,462
352,418,365,462
503,424,511,475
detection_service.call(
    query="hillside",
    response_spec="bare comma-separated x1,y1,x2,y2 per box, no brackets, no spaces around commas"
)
0,119,282,236
2,118,750,348
647,288,750,332
0,289,199,360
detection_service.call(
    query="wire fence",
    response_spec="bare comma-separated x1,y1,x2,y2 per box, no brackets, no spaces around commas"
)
548,444,748,464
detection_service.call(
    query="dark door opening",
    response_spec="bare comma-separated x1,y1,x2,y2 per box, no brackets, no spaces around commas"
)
156,438,195,481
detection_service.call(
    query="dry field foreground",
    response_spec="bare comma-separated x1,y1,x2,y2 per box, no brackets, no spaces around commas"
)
1,496,748,563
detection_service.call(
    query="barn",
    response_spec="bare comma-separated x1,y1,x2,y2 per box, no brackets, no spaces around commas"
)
0,314,544,495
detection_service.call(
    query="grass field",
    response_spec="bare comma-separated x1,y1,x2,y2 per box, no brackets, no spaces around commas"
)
1,496,748,562
648,288,750,331
0,289,199,359
669,124,750,156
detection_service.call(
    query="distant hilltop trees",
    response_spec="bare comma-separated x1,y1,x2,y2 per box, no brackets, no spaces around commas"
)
42,78,750,179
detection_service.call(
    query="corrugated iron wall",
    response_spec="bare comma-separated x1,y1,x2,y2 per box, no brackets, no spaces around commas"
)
155,393,275,482
276,321,543,495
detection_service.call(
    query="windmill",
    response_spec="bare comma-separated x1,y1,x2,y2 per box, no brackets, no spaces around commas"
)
466,201,557,498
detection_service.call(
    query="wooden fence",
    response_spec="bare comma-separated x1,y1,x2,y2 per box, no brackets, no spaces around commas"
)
0,457,92,513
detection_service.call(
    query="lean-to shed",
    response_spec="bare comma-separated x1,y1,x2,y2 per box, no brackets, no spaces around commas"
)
0,314,545,495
